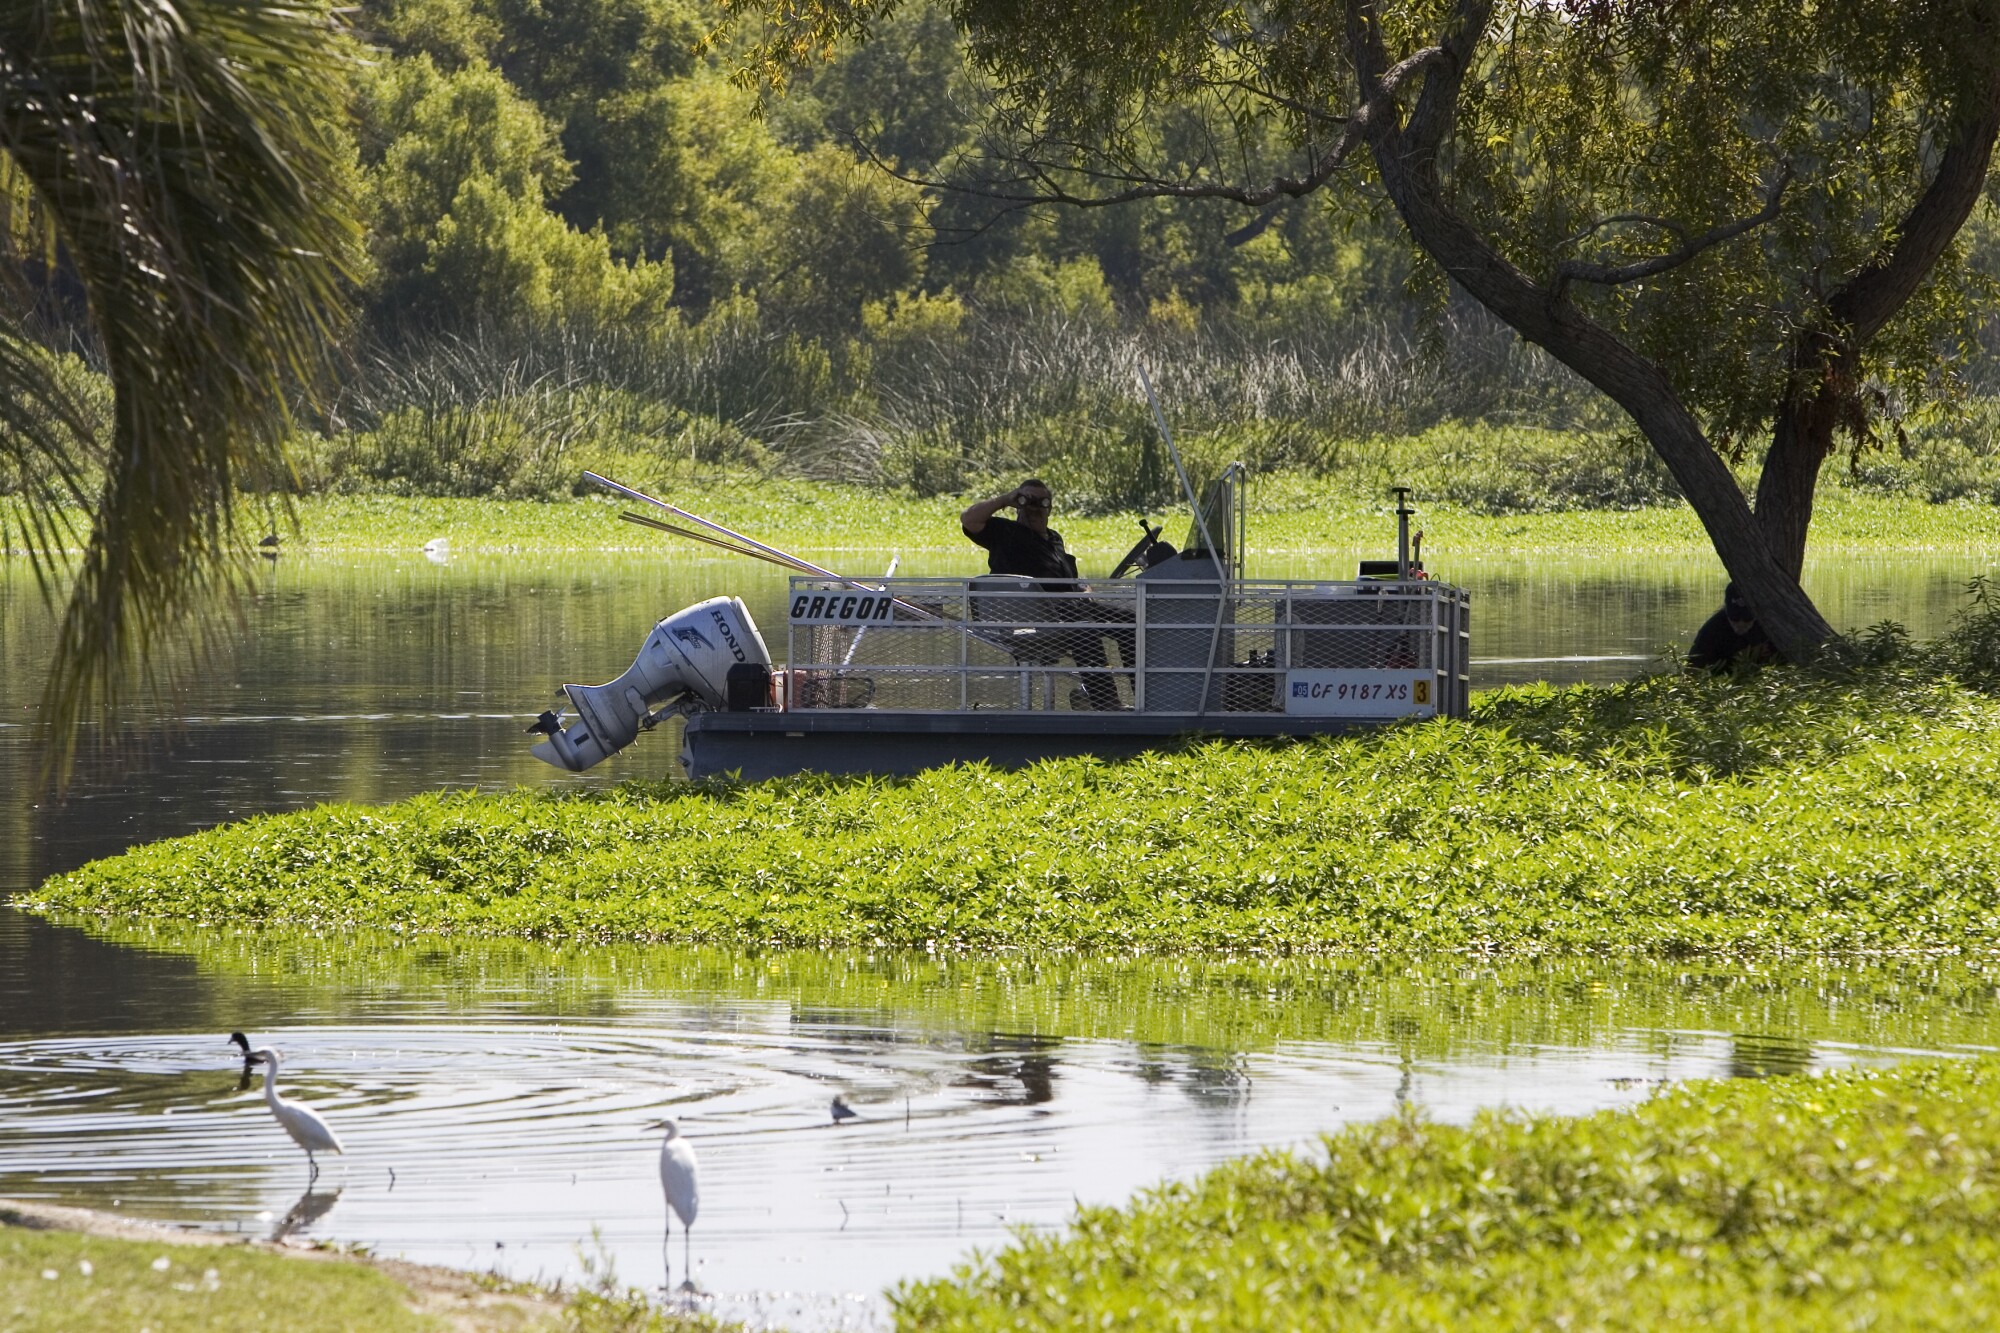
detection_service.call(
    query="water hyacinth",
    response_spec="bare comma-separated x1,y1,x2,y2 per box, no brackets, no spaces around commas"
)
30,664,2000,959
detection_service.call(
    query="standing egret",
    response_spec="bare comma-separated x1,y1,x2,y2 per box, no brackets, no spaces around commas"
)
245,1046,343,1181
652,1119,699,1284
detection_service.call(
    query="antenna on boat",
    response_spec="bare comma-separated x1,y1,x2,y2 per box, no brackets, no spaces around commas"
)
1394,486,1415,580
1137,363,1219,564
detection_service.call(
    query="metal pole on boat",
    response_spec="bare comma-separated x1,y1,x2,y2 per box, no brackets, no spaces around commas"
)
619,511,822,572
1137,363,1228,719
587,472,938,621
1136,365,1218,561
841,556,899,666
1394,486,1414,580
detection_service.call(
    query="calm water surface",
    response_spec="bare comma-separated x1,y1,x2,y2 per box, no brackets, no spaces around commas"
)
1,549,1993,1328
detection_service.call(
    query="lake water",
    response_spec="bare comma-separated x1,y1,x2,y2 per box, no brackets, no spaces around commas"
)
0,549,1992,1328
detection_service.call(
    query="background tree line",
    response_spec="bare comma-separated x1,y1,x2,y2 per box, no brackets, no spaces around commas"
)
14,0,2000,524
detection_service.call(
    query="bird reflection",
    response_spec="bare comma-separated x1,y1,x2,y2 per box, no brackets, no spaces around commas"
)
960,1034,1062,1106
271,1185,342,1241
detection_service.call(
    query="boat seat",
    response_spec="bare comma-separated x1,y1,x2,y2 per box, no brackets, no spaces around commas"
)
966,576,1077,707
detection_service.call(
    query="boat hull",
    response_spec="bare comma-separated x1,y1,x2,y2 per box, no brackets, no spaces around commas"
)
682,710,1384,781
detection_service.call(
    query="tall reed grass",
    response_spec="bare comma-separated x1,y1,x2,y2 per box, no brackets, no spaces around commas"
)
295,302,1677,511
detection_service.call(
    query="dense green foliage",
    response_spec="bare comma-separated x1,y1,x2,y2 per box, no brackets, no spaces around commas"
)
32,652,2000,955
14,0,2000,517
891,1055,2000,1330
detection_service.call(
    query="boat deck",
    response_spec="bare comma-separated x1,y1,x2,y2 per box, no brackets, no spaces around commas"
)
681,570,1470,780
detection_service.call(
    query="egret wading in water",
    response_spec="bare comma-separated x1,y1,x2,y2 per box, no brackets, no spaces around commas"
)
653,1119,699,1286
243,1044,343,1181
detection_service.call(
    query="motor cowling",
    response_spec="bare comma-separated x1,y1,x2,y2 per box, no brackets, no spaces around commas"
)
532,596,770,773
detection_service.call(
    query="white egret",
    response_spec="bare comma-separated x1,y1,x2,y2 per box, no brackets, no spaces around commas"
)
652,1119,699,1283
246,1046,343,1181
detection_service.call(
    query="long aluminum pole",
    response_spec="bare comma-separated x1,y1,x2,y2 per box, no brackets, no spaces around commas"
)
619,511,821,571
1136,365,1219,561
1136,365,1227,719
586,472,939,621
842,555,899,666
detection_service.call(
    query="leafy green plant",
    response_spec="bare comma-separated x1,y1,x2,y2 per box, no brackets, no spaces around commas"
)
890,1056,2000,1330
30,668,2000,958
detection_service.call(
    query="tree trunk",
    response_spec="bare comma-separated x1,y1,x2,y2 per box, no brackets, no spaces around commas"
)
1754,384,1838,584
1347,0,1837,659
1753,47,2000,580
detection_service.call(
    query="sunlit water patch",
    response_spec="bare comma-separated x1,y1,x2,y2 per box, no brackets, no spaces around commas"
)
3,929,1997,1329
4,552,1997,1327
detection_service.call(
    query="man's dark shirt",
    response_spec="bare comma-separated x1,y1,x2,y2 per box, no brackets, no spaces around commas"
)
1687,611,1773,672
964,514,1079,586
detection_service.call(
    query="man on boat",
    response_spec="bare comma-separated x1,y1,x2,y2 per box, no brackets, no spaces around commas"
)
961,480,1128,709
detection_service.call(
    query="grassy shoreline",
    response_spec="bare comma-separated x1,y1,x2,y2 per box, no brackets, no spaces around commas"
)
0,1198,719,1333
892,1055,2000,1330
235,485,2000,559
11,482,2000,563
28,667,2000,957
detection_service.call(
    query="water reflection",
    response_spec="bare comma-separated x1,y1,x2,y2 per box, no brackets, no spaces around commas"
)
1,552,1995,1327
1726,1033,1816,1080
0,924,1994,1328
272,1186,342,1241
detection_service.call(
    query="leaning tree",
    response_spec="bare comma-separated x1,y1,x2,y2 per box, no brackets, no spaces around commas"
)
0,0,363,771
733,0,2000,659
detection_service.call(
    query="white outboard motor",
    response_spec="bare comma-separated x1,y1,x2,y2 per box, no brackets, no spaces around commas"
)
532,596,770,773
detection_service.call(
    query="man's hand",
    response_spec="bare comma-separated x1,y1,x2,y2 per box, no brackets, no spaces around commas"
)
961,487,1026,535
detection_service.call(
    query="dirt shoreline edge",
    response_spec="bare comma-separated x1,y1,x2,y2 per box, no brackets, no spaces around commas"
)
0,1196,567,1330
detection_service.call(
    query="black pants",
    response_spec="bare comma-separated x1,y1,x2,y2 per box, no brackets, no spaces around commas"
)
1040,598,1134,710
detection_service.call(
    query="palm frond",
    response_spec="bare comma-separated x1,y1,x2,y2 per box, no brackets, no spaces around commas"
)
0,0,364,781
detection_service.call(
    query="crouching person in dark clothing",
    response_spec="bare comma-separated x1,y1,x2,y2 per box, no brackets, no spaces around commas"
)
1687,582,1776,673
961,479,1130,709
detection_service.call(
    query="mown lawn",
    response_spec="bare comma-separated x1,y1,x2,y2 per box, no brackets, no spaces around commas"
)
110,481,2000,559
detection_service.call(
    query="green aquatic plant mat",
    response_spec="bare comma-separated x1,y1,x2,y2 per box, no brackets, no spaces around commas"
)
31,670,2000,956
890,1056,2000,1331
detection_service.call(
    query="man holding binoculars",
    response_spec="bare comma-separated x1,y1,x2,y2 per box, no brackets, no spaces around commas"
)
961,479,1128,710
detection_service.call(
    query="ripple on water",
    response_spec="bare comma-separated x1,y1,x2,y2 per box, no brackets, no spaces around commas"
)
0,1014,1974,1331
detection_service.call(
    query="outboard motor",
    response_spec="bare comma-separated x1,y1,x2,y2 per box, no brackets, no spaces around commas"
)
532,596,770,772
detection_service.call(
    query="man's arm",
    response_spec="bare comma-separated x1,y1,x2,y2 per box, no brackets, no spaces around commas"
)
961,487,1025,535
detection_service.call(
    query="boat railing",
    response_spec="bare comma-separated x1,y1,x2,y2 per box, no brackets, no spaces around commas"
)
782,575,1470,719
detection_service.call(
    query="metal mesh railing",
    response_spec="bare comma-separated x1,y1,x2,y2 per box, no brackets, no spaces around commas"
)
782,576,1470,720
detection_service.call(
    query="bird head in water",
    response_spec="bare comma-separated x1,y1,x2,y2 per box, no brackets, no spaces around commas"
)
228,1032,267,1065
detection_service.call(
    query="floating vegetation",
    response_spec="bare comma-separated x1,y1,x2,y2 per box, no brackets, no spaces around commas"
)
890,1055,2000,1330
30,666,2000,958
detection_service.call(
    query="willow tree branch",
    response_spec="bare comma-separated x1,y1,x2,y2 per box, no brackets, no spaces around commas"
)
874,43,1444,216
1552,166,1790,293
